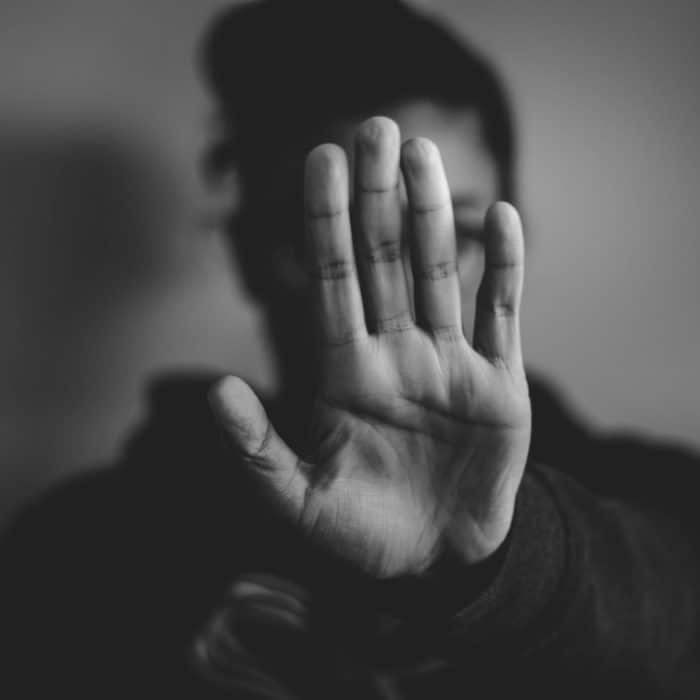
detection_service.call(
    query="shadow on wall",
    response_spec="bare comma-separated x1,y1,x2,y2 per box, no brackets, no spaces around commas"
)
0,121,181,526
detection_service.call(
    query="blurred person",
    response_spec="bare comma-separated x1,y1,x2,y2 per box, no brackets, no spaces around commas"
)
1,1,699,698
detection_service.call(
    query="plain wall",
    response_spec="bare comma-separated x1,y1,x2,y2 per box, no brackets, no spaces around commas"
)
1,0,698,526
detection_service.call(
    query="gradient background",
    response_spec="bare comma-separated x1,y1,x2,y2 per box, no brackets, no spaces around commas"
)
1,0,699,528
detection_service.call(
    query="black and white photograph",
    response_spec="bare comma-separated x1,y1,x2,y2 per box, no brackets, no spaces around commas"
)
1,1,699,697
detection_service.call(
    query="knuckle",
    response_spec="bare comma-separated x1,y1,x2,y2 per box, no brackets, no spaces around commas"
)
306,206,346,221
308,258,355,280
374,313,414,334
431,324,463,342
476,297,517,318
412,199,451,215
323,325,365,347
362,238,402,263
240,419,274,465
416,259,457,280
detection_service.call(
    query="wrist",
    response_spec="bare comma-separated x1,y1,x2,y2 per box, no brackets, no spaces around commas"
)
445,507,514,566
368,531,511,625
445,458,525,566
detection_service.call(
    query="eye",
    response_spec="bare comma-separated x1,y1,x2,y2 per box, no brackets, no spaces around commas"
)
451,194,488,242
453,210,486,242
455,223,483,243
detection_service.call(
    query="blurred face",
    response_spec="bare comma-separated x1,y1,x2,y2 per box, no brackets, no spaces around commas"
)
265,99,501,339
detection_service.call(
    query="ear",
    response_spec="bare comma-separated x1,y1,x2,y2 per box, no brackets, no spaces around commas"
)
199,165,242,234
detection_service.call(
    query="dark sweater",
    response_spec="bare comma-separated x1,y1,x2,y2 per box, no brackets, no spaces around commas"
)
1,372,698,698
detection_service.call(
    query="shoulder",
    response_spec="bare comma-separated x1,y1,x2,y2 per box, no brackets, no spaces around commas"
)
527,370,700,518
0,371,262,602
2,371,222,539
528,370,593,466
0,371,290,693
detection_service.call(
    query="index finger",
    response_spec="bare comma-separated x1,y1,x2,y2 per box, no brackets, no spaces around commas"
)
305,144,367,346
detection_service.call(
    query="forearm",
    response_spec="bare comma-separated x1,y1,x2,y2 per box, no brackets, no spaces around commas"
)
443,463,700,695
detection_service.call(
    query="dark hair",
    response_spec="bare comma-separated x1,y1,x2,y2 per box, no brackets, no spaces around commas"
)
200,0,516,298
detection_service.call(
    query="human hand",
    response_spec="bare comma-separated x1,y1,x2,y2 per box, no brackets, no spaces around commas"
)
192,575,316,698
211,117,530,579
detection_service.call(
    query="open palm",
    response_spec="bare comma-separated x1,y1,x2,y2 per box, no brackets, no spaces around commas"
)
212,118,530,578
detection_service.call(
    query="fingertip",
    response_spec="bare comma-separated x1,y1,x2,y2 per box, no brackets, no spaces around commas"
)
355,117,401,193
484,202,524,258
400,136,441,174
209,374,250,410
209,383,305,514
304,143,347,184
304,143,349,215
209,375,262,441
485,201,522,236
355,116,400,154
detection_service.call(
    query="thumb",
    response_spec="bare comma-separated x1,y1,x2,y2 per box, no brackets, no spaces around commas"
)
209,376,308,520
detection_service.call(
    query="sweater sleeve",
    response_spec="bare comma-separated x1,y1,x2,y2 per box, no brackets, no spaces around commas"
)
441,461,700,697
